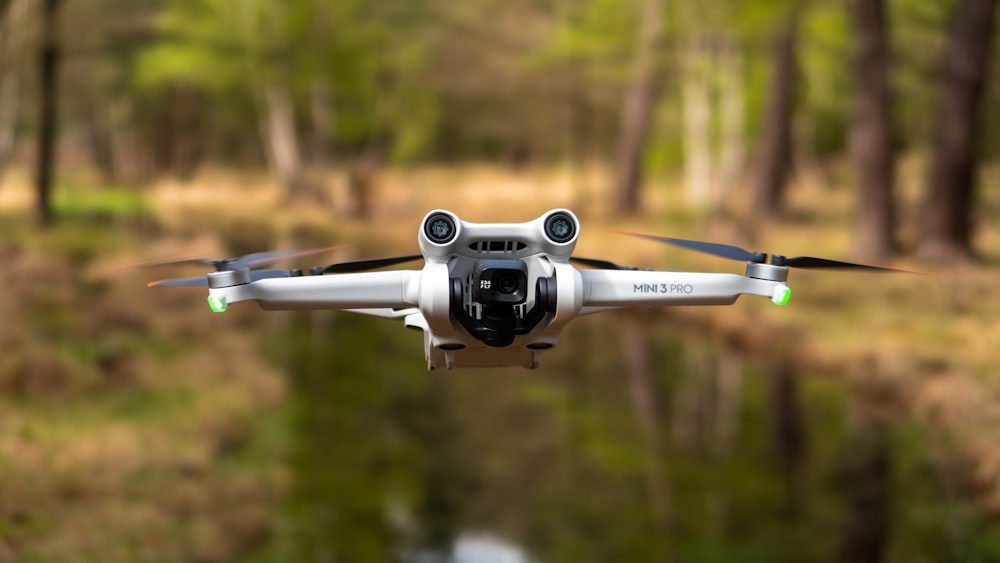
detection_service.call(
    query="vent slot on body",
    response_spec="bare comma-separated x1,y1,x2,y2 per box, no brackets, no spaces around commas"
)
468,241,527,254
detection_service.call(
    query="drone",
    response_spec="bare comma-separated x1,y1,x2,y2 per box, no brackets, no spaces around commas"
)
147,209,906,370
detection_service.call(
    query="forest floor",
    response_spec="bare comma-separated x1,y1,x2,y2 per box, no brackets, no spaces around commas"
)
325,160,1000,511
0,160,998,560
145,160,1000,509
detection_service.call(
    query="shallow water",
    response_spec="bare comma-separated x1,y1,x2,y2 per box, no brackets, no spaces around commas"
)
256,310,1000,563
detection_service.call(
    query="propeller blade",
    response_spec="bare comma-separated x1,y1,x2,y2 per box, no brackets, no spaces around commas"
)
613,230,761,262
147,269,291,287
232,245,349,270
781,256,916,273
570,256,638,271
248,269,294,281
147,276,208,287
137,245,347,272
619,230,918,273
131,256,217,269
322,254,423,274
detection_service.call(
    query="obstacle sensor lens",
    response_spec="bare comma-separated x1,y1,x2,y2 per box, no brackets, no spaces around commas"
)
544,213,576,243
424,213,457,244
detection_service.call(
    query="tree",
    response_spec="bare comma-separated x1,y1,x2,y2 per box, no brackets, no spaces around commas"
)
715,38,745,209
0,0,27,176
680,38,713,206
619,318,669,536
673,0,747,209
614,0,665,214
848,0,896,261
752,9,799,217
36,0,63,226
135,0,331,196
766,364,807,517
234,1,305,198
837,405,891,563
918,0,998,263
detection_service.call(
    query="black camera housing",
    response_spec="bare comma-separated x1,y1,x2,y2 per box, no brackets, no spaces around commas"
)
450,273,557,348
473,259,528,305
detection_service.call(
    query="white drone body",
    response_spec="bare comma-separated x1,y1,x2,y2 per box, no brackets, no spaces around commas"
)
193,209,797,370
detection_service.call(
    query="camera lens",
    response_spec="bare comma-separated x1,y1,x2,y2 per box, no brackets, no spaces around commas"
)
473,259,528,305
497,274,518,294
544,213,576,243
424,213,457,244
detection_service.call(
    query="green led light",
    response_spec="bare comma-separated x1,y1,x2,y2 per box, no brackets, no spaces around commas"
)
771,286,792,306
207,295,227,313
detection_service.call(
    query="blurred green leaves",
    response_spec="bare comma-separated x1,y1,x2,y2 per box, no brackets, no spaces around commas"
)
129,0,436,161
49,0,978,175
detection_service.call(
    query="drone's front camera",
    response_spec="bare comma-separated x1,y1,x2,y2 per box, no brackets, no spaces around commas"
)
424,212,458,244
474,259,528,305
544,212,577,244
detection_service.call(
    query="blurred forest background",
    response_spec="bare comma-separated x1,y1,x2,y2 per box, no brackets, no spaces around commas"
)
6,0,1000,261
2,0,1000,561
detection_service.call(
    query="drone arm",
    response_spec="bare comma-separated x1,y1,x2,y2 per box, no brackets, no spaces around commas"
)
580,269,787,308
341,307,419,319
208,271,420,311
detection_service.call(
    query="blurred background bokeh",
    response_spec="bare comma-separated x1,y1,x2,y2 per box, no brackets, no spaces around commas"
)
1,0,1000,561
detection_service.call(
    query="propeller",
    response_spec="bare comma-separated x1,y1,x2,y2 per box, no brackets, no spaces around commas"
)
320,254,424,274
616,231,915,272
569,256,639,271
142,245,348,287
136,245,348,272
147,269,291,287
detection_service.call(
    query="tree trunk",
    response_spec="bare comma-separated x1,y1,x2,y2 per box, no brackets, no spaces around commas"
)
849,0,896,262
918,0,997,263
767,364,807,518
169,86,202,180
347,160,374,219
36,0,62,226
309,79,333,170
705,350,742,538
0,0,26,175
620,319,669,535
614,0,664,214
0,70,18,173
83,93,116,182
753,13,798,217
264,82,305,198
414,374,464,551
837,403,891,563
682,39,713,206
716,39,745,210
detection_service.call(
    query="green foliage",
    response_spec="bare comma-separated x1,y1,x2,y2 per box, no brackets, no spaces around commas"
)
538,0,637,69
130,0,435,161
888,0,956,151
19,0,1000,178
799,3,851,157
53,185,151,219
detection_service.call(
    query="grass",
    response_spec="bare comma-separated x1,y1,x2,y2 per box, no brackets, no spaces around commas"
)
0,159,998,559
0,191,285,561
54,183,152,219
